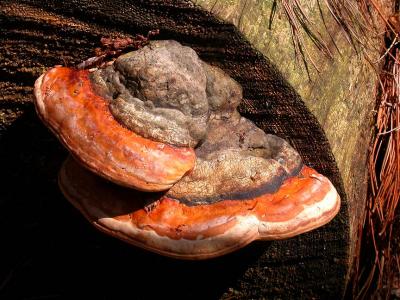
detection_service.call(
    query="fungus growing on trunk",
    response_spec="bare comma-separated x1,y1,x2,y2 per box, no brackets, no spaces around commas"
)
34,40,341,259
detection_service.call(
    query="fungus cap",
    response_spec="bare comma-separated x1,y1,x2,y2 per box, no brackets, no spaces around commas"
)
35,40,341,259
34,67,195,191
59,156,340,260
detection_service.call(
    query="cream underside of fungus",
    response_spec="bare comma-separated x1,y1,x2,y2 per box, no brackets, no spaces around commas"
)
34,40,341,259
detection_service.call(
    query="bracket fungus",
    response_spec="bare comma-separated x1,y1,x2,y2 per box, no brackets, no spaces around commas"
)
34,40,341,259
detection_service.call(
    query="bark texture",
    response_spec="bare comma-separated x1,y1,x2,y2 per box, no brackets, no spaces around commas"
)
0,1,348,299
194,0,391,284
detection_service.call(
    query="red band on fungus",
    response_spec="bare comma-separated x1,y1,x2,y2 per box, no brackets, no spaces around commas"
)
34,67,195,191
59,157,340,260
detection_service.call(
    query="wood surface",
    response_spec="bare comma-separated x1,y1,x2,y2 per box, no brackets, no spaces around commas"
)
195,0,390,287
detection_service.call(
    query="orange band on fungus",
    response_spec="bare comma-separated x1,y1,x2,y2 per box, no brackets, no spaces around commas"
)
59,157,340,260
34,67,195,191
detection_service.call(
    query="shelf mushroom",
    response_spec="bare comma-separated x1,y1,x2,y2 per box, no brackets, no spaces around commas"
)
34,40,341,259
60,156,339,259
34,67,195,191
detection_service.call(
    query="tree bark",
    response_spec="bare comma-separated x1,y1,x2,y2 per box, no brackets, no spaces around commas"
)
195,0,391,292
1,1,350,299
193,0,393,274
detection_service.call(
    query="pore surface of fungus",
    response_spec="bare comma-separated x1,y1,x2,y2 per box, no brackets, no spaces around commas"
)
34,40,341,259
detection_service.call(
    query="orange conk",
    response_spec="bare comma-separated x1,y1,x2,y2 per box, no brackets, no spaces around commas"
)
34,67,196,191
59,157,340,260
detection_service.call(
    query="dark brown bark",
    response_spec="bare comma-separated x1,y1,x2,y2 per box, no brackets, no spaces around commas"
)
0,1,348,299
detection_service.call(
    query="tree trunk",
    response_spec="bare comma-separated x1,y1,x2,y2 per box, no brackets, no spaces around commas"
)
196,0,392,275
0,1,357,298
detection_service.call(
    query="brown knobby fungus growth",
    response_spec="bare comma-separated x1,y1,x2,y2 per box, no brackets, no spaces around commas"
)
34,40,341,259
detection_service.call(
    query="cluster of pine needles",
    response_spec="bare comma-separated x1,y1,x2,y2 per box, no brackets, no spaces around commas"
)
353,13,400,299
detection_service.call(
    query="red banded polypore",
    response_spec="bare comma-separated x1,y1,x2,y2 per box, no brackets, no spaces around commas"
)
59,157,340,259
34,67,195,191
34,40,341,260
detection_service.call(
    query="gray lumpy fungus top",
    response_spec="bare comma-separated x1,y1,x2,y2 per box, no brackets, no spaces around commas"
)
90,40,212,147
167,115,302,204
90,40,303,204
